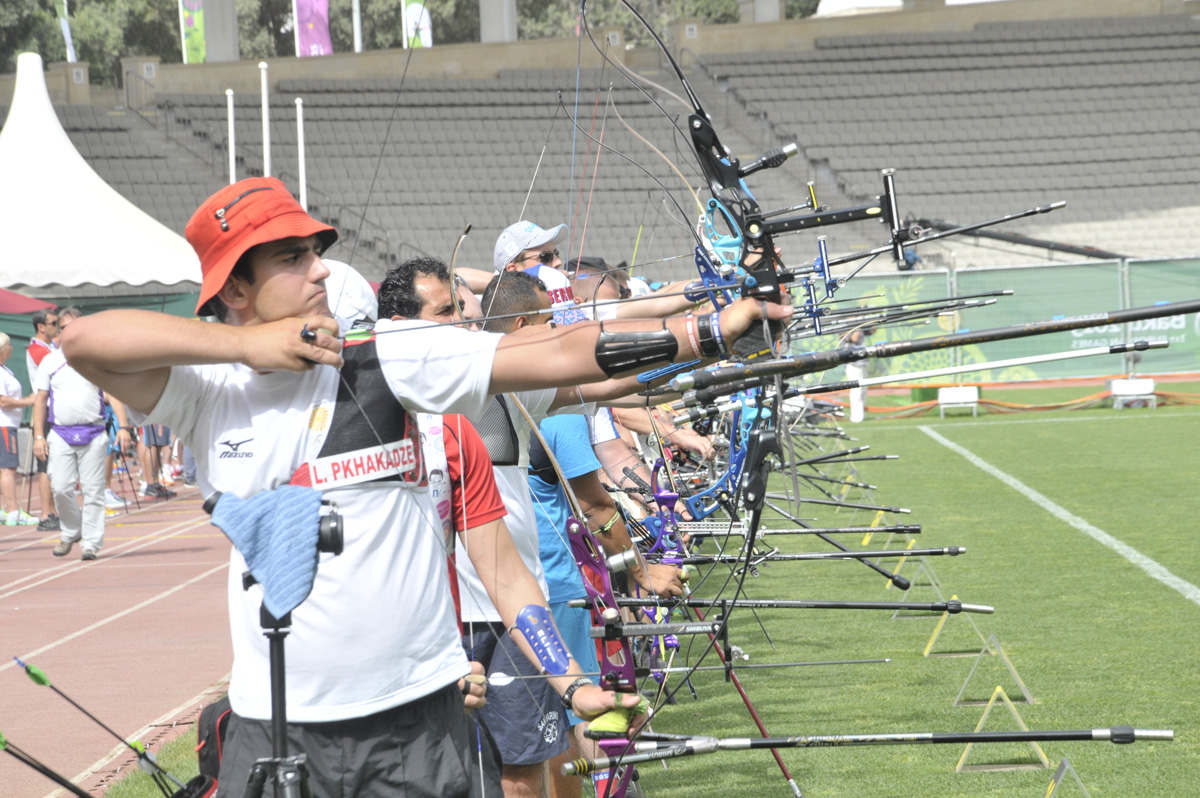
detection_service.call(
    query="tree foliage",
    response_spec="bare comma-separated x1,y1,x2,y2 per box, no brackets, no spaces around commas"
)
0,0,182,85
785,0,820,19
0,0,820,85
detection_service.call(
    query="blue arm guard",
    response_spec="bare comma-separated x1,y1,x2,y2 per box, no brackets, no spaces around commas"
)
513,604,572,675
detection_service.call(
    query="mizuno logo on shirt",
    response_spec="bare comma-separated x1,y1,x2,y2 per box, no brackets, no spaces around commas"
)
218,438,254,458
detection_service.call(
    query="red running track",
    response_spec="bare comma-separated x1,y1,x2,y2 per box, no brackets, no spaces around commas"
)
0,486,231,798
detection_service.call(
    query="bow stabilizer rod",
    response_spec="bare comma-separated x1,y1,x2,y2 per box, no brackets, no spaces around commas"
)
564,726,1173,775
672,297,1200,391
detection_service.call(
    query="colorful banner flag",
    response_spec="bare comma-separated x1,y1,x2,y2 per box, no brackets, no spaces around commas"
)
295,0,334,57
405,1,432,48
58,0,77,62
181,0,206,64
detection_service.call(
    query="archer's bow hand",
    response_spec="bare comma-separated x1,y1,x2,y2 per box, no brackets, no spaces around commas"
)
570,685,650,737
638,563,688,597
717,297,793,342
242,316,344,372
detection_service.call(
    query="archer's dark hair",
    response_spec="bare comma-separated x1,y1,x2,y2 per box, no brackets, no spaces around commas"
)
378,256,451,320
480,271,547,333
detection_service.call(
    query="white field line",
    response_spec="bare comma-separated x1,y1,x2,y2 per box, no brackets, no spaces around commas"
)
2,561,229,675
862,410,1200,432
918,425,1200,608
0,514,213,595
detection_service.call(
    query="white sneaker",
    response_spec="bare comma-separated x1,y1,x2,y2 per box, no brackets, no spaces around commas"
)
138,481,149,496
160,467,176,486
105,489,125,510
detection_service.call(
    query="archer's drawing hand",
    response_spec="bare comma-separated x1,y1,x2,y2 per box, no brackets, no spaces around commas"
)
242,317,343,372
460,662,487,711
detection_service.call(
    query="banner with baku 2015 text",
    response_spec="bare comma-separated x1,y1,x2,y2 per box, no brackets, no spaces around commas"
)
181,0,205,64
295,0,333,57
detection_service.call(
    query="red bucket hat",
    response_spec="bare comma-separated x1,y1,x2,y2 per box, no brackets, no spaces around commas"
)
186,177,338,315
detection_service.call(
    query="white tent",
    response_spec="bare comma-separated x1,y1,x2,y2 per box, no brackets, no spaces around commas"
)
0,53,200,291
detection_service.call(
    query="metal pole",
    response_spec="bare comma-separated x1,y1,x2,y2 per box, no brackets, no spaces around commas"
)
259,61,271,177
226,88,236,184
296,97,306,211
177,0,188,65
291,0,301,57
352,0,363,52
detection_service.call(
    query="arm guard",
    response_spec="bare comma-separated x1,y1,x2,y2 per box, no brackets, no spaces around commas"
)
513,604,572,675
595,321,680,378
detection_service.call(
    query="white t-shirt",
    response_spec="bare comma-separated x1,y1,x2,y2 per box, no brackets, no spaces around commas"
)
34,349,105,427
457,388,556,623
1,364,23,428
139,319,501,723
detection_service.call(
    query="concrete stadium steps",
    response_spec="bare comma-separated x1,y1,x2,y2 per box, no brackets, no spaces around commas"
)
11,11,1197,280
700,13,1200,268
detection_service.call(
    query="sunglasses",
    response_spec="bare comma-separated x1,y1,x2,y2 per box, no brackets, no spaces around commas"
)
521,250,559,266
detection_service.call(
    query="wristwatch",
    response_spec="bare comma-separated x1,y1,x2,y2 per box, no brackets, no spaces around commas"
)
560,676,593,710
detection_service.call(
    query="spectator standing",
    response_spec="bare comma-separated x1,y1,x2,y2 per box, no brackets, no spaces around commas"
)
32,342,132,559
25,308,59,530
0,333,37,525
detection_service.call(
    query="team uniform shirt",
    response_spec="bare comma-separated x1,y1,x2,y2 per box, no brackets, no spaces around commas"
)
34,349,105,427
26,338,55,388
523,264,589,326
1,364,23,428
135,319,501,723
457,388,558,623
528,414,598,603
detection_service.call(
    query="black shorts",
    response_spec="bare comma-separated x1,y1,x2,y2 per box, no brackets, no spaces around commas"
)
141,424,172,447
216,684,472,798
464,622,569,767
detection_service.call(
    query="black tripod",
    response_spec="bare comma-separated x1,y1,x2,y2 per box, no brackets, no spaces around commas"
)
207,492,342,798
243,598,313,798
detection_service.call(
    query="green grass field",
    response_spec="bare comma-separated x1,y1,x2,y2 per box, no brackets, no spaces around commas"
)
641,398,1200,798
107,392,1200,798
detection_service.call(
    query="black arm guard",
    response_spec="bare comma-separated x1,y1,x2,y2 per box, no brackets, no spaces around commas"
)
594,322,680,378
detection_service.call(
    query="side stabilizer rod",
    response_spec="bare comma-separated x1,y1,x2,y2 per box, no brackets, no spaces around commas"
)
563,727,1174,775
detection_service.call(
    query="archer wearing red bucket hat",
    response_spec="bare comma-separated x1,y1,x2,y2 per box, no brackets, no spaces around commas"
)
187,176,338,317
56,170,791,798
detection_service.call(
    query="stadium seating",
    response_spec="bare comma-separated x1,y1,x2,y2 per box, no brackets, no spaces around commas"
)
703,14,1200,267
3,12,1197,280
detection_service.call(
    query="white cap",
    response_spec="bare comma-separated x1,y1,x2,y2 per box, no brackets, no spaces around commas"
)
627,276,652,298
324,260,378,324
494,221,568,272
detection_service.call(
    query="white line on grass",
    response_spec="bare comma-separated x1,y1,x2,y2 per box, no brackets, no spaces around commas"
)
863,410,1200,432
918,425,1200,608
